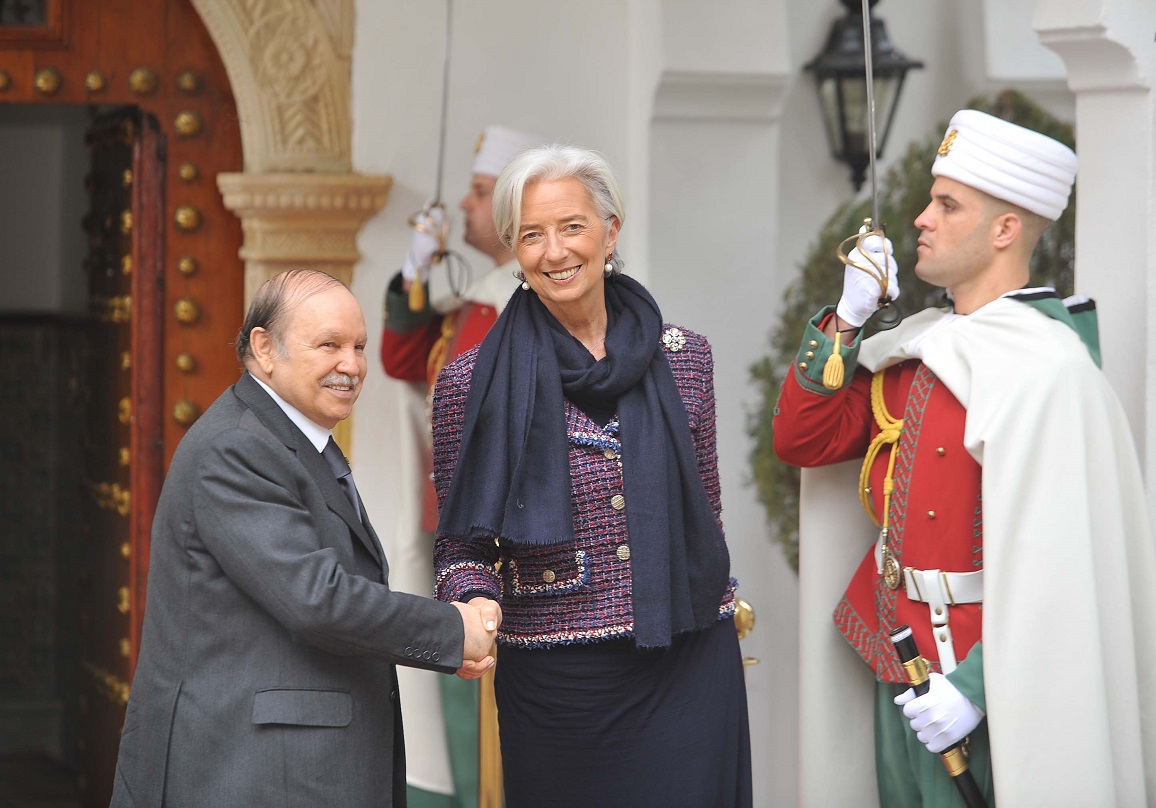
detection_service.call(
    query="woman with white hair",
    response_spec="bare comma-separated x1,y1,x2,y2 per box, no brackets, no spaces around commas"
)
431,145,752,806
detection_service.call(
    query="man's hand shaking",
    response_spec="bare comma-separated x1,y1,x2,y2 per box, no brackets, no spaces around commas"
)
452,597,502,680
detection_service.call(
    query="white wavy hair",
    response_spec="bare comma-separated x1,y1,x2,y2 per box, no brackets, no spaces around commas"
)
491,144,626,273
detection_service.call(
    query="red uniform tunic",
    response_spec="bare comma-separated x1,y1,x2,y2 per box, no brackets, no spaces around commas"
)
380,299,499,388
774,336,983,682
381,274,502,531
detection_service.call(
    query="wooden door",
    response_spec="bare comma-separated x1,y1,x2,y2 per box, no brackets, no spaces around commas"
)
0,0,246,470
77,106,164,808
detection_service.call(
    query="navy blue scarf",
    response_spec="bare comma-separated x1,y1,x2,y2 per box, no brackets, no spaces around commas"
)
437,274,729,647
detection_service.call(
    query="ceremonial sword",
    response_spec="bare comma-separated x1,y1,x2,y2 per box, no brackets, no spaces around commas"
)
408,0,470,311
858,0,900,329
430,0,454,210
862,0,881,233
891,626,989,808
823,0,902,390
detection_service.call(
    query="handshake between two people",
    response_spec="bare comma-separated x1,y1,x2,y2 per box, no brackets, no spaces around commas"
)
451,596,502,680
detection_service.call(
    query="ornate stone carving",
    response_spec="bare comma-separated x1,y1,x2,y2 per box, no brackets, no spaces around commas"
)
216,172,392,301
189,0,353,173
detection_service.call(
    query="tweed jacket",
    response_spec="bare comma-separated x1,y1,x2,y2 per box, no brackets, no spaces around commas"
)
431,325,736,649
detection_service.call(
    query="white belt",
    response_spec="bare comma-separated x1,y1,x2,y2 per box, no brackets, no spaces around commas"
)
902,567,984,674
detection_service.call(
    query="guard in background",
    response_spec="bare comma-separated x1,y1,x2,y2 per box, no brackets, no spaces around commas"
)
382,125,543,529
380,124,542,807
774,110,1156,806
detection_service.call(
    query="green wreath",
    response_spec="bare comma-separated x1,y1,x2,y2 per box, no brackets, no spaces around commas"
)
747,89,1076,571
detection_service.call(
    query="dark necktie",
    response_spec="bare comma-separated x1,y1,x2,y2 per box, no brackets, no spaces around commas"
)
322,437,362,522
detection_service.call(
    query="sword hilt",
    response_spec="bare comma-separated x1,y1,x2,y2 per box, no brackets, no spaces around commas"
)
889,625,989,808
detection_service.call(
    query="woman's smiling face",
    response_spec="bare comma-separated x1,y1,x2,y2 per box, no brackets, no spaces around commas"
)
514,177,619,318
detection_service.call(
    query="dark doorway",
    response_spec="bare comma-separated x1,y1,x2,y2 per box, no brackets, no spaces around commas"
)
0,102,89,808
0,103,165,808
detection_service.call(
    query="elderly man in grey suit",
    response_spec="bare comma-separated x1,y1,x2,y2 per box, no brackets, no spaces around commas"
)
110,269,500,808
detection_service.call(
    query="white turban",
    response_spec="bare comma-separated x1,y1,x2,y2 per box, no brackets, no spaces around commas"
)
472,125,544,178
931,110,1077,221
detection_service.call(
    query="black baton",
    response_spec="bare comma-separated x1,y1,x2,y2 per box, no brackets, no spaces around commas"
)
889,625,988,808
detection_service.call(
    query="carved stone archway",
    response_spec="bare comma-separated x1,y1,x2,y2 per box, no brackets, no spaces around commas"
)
191,0,355,174
189,0,391,448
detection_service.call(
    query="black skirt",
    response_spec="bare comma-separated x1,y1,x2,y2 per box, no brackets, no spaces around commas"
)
494,617,753,808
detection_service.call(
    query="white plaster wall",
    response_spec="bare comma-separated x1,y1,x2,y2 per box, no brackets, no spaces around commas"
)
647,2,794,802
986,0,1069,81
649,114,793,803
1035,0,1155,511
0,105,89,315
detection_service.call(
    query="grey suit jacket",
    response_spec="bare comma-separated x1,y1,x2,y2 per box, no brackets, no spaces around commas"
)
110,373,464,808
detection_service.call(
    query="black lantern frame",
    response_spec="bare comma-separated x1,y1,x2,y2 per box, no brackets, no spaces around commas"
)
805,0,923,190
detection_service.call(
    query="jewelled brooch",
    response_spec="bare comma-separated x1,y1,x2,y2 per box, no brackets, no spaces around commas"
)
661,326,686,353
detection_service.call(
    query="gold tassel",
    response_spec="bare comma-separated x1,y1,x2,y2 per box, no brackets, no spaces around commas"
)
407,278,427,312
823,331,845,390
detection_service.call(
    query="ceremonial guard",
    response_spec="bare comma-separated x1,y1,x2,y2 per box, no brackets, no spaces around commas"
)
382,124,542,530
774,110,1156,806
379,123,542,805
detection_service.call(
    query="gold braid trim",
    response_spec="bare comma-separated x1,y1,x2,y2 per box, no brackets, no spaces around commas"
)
858,370,903,527
426,314,457,392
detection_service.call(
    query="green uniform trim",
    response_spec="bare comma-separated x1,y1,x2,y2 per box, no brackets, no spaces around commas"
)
406,787,458,808
792,305,866,394
383,272,438,332
946,642,986,713
1013,294,1102,368
441,675,480,808
875,681,995,808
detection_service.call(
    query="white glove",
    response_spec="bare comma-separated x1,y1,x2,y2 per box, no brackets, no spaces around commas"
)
894,672,985,754
401,205,446,284
835,231,899,328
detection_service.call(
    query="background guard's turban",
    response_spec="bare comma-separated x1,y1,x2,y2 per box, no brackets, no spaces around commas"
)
472,125,544,178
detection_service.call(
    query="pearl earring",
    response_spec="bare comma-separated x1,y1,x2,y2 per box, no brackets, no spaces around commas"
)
521,281,530,291
604,260,613,277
